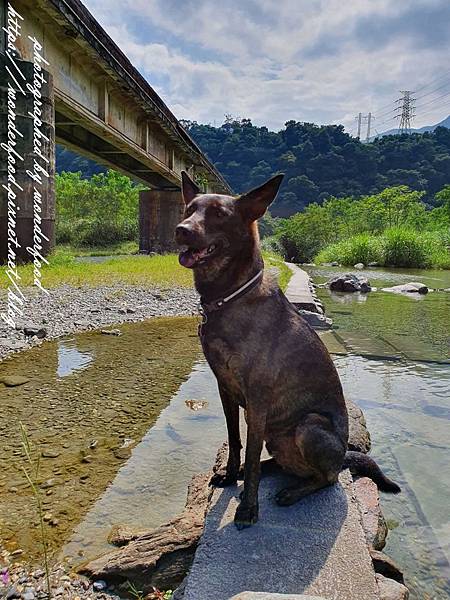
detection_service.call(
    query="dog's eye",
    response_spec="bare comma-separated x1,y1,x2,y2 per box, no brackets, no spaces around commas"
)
185,203,197,217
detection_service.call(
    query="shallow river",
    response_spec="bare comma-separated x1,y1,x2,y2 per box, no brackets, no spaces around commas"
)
0,266,449,599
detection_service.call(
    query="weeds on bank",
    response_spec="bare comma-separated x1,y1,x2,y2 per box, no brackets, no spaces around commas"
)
0,249,292,290
315,228,450,269
127,581,173,599
19,423,52,599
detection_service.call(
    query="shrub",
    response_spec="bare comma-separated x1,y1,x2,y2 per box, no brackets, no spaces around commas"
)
380,228,430,268
56,218,138,247
260,235,284,255
316,234,383,266
316,228,450,269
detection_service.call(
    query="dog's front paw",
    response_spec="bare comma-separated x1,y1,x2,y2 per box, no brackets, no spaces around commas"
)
210,469,238,488
234,503,258,529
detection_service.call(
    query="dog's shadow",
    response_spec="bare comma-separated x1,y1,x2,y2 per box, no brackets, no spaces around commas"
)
192,471,349,599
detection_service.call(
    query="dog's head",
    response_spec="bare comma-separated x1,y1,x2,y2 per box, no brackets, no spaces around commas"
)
175,172,283,273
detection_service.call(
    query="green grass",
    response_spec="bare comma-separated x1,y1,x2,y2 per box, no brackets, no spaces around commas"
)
316,228,450,269
1,248,291,291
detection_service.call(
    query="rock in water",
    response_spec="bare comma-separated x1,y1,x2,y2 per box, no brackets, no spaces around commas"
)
346,399,371,453
381,282,428,295
376,574,409,600
298,310,333,330
0,376,30,387
80,471,214,591
328,273,371,293
370,549,405,584
354,263,365,270
354,477,387,550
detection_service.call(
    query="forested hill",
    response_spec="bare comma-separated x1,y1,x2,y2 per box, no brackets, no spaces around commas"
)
184,119,450,216
55,118,450,219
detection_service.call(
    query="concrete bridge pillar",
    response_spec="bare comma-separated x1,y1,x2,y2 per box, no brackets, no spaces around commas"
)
139,189,184,253
0,56,55,264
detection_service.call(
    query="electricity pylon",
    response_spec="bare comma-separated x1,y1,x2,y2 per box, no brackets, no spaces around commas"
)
355,112,373,141
395,91,416,134
355,113,362,139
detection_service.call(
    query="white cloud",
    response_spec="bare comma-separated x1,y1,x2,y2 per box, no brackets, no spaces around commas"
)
84,0,450,132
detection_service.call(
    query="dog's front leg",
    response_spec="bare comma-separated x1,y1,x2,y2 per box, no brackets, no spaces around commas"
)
235,404,266,530
210,384,241,487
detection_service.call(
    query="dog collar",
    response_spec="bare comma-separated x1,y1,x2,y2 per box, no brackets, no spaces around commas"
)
200,269,264,315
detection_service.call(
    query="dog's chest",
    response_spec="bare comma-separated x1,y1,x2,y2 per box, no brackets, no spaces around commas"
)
201,333,246,396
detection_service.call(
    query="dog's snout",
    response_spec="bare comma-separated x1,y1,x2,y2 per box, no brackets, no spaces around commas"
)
175,223,195,244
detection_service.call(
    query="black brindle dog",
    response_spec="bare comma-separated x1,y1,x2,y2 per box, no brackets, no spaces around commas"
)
176,171,400,529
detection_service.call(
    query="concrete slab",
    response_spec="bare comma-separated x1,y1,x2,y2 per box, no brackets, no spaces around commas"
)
381,333,449,364
285,263,318,312
318,331,348,356
334,331,403,361
182,471,380,600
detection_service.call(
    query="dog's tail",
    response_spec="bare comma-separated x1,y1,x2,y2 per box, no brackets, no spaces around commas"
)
343,450,401,494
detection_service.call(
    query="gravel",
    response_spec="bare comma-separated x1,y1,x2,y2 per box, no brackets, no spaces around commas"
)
1,548,123,599
0,284,199,362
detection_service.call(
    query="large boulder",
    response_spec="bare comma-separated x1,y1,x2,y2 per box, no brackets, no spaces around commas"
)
328,273,371,293
381,282,428,295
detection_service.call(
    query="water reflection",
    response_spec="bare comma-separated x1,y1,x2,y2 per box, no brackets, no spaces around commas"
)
310,265,450,599
57,339,94,377
61,360,225,563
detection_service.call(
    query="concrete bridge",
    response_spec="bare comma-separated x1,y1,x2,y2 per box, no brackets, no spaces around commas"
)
0,0,230,262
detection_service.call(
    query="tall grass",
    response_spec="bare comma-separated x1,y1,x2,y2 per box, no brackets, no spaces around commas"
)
316,228,450,269
56,218,138,247
20,423,52,599
1,249,292,290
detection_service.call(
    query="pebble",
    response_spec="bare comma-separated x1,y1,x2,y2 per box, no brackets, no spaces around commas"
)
0,284,198,362
93,580,107,591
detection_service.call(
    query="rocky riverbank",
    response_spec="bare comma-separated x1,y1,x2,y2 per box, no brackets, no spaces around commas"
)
0,284,199,362
0,284,200,600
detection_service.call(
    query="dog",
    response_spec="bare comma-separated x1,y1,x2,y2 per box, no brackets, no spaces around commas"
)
176,171,400,529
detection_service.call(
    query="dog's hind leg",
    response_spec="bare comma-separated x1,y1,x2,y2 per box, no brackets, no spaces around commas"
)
210,385,242,487
272,412,346,506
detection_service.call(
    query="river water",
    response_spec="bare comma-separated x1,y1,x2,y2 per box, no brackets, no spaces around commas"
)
0,267,448,599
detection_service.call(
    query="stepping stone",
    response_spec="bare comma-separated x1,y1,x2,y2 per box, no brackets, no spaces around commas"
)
318,331,347,355
382,333,449,364
334,331,403,361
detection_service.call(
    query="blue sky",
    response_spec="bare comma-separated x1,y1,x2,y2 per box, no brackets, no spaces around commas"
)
84,0,450,134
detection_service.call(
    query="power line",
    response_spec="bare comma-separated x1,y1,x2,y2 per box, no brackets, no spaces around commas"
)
416,88,450,110
414,67,450,94
415,77,450,101
418,101,450,120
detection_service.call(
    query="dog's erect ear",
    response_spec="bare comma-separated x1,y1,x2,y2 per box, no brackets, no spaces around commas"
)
236,174,284,221
181,171,200,205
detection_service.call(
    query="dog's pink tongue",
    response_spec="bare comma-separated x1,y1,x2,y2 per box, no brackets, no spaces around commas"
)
179,249,196,268
179,247,208,268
